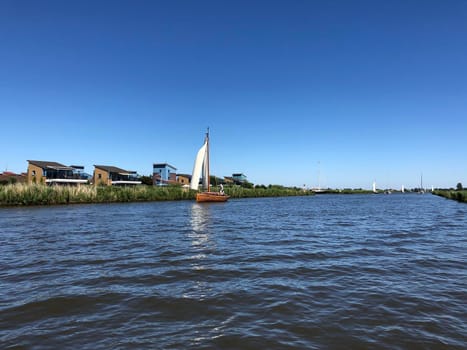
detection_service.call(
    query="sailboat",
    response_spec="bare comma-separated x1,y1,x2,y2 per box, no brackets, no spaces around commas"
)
190,129,229,202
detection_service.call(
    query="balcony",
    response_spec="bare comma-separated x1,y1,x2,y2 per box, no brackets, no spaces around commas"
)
109,173,141,185
44,169,90,184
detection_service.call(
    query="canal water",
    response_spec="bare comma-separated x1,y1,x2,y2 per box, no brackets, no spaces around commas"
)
1,194,466,349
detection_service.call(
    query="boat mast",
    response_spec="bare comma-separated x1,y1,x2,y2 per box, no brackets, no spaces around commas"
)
206,128,210,192
317,160,321,191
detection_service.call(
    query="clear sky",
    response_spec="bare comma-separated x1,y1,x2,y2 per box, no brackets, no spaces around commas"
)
1,0,466,189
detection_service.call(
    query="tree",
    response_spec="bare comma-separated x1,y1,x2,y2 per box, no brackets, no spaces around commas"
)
140,175,153,186
456,182,463,191
241,181,254,189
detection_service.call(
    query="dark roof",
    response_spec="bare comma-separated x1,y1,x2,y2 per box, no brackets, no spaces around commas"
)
94,165,135,174
153,163,177,170
28,160,71,170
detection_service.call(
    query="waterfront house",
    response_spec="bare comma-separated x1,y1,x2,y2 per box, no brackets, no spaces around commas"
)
93,165,141,186
176,174,191,186
0,171,26,185
224,176,234,185
232,173,247,184
153,163,177,185
27,160,90,185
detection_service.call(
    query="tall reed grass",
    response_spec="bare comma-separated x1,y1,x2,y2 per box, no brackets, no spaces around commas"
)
433,190,467,203
224,186,312,198
0,184,194,206
0,184,312,206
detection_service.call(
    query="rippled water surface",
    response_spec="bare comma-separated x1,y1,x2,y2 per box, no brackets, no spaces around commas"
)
1,194,466,349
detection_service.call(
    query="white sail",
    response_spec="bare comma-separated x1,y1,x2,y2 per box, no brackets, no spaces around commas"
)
202,148,209,190
190,141,207,190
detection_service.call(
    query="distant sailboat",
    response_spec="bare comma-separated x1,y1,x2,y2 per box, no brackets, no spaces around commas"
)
311,161,327,193
420,173,425,194
190,129,229,202
372,181,377,193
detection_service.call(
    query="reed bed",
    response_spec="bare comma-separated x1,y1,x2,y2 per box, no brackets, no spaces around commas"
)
224,186,312,198
0,184,312,206
0,184,194,206
433,190,467,203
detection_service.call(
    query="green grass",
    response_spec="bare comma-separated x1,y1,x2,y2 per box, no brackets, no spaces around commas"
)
0,184,194,206
0,184,312,206
225,186,313,198
433,190,467,203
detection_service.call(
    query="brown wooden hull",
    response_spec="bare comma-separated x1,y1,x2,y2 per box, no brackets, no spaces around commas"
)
196,192,230,202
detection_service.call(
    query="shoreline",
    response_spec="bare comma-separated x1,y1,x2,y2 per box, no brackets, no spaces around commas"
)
433,190,467,203
0,183,313,207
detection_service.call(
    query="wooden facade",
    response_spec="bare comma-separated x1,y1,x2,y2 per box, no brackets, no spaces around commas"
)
28,162,47,184
176,174,191,186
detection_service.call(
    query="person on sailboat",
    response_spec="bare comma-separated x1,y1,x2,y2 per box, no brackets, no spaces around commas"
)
219,183,224,195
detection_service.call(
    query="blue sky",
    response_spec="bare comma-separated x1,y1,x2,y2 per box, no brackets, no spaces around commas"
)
1,0,466,189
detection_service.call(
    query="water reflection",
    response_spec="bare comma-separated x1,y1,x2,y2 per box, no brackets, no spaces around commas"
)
188,203,216,264
189,203,216,248
185,204,216,300
190,203,210,234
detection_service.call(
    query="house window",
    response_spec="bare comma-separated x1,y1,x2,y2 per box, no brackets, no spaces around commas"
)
98,174,102,179
32,170,36,176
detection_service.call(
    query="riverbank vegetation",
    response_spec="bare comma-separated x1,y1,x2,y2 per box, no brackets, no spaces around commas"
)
316,188,374,194
433,190,467,203
0,183,193,206
228,184,313,198
0,183,312,206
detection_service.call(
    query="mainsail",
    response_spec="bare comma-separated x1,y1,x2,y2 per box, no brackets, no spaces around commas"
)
190,140,207,190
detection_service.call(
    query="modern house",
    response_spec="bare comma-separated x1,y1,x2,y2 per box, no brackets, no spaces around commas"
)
223,176,234,185
153,163,177,185
27,160,90,185
232,173,247,184
176,174,191,186
93,165,141,186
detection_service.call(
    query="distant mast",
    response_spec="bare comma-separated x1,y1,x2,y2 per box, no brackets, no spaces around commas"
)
317,161,321,191
419,173,425,194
